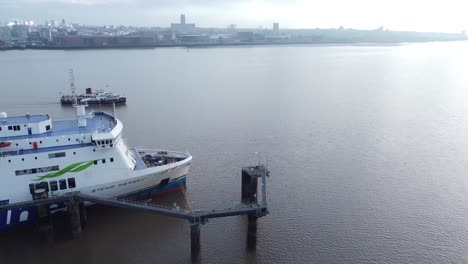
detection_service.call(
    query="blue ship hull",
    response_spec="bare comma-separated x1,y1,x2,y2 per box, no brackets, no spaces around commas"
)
0,177,186,230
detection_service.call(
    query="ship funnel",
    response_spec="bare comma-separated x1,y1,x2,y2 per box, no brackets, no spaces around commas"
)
75,104,88,128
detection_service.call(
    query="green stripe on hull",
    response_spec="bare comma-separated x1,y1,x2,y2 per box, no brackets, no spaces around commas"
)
32,160,96,181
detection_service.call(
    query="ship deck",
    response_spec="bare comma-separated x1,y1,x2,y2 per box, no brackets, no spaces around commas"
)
0,112,116,141
130,149,190,171
1,115,49,125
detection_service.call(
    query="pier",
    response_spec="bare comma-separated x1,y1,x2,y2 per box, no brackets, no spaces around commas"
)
0,165,269,262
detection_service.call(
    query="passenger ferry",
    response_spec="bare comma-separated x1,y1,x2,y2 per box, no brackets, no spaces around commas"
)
0,106,191,229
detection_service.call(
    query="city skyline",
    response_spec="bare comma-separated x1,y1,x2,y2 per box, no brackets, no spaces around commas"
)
1,0,468,33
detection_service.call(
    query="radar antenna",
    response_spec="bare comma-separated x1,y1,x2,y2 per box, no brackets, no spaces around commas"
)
69,69,77,106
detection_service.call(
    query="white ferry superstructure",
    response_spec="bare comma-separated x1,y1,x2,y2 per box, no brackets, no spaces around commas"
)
0,106,191,229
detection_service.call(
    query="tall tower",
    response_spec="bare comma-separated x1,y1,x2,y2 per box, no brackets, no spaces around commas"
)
273,23,279,33
180,14,186,25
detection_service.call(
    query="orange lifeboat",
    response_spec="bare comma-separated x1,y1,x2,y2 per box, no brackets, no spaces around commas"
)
0,141,12,148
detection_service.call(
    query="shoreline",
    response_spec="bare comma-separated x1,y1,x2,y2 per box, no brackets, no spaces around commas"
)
1,39,466,51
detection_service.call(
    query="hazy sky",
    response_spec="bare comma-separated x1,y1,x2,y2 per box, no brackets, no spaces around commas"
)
1,0,467,32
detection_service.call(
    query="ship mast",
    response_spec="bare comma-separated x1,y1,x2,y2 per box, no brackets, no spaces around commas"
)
69,69,77,106
69,69,88,128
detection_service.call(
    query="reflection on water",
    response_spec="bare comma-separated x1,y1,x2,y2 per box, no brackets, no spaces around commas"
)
1,42,468,263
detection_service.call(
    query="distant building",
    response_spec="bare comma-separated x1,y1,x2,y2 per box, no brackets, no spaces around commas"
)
28,31,41,41
51,20,57,28
171,14,195,34
178,34,210,43
237,31,254,42
53,35,158,47
10,24,29,40
228,24,236,32
180,14,186,25
39,27,52,41
0,26,11,41
61,19,66,27
273,23,279,33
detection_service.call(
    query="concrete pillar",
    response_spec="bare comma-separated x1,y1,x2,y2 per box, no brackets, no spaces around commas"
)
246,214,257,250
68,202,81,239
79,202,87,228
190,223,201,262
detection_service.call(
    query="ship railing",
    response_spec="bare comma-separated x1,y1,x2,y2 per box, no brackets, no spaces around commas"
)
136,149,191,159
112,197,191,213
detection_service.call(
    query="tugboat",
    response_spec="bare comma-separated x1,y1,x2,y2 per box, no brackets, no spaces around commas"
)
60,70,127,105
60,87,127,105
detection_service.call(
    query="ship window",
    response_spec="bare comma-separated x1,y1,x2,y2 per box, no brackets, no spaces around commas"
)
106,140,109,144
68,178,76,188
59,179,67,190
48,152,66,159
110,158,114,162
46,125,51,131
15,165,59,176
50,181,58,191
94,160,98,165
8,126,12,130
97,141,100,145
68,138,70,141
102,159,106,164
0,127,2,131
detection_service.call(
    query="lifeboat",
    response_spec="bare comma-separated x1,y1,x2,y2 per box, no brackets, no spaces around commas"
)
0,141,12,148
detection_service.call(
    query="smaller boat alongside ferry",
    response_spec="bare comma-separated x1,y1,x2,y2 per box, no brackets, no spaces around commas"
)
61,88,126,105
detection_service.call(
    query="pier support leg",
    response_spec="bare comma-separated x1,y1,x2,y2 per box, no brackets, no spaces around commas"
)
68,202,81,239
37,205,54,243
190,223,201,262
246,214,258,250
79,202,87,228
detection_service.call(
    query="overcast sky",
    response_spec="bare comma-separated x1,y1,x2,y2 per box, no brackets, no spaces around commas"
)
1,0,467,32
